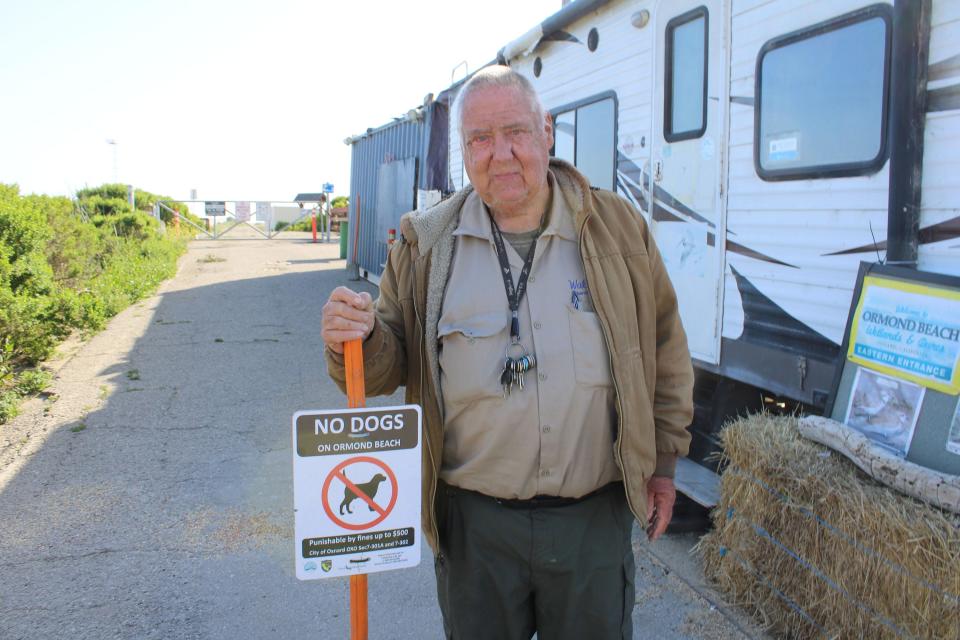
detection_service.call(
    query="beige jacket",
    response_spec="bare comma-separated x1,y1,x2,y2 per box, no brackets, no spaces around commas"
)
327,159,694,552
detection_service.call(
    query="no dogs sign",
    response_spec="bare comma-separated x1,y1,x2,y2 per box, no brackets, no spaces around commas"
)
292,405,421,580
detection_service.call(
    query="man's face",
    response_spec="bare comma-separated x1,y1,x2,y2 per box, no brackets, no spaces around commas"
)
460,85,554,218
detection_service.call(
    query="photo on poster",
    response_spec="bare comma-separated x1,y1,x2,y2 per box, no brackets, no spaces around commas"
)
947,403,960,456
844,368,924,457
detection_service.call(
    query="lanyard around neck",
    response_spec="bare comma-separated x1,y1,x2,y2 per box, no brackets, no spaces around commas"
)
488,215,538,344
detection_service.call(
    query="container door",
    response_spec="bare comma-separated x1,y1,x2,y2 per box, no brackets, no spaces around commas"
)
651,0,726,364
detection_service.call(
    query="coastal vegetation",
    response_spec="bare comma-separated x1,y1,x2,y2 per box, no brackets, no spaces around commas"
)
0,183,192,422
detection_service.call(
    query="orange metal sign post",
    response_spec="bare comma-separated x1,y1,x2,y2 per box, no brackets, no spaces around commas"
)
343,339,368,640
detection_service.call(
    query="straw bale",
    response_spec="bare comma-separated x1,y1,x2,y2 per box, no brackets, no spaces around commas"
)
698,413,960,639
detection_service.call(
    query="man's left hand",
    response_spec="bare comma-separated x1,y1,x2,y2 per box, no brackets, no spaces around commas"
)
645,476,676,542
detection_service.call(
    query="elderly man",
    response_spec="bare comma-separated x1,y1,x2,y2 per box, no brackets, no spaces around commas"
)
322,66,693,640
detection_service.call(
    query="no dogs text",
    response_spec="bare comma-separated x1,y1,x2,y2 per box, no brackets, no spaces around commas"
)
315,413,405,435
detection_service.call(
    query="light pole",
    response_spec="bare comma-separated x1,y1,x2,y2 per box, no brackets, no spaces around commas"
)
106,139,118,183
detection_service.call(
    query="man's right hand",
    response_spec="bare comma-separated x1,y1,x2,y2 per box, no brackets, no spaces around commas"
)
321,287,375,354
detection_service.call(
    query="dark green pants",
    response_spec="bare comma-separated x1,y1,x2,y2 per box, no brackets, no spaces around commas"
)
434,483,636,640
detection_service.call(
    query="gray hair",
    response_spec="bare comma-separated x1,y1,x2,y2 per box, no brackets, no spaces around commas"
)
456,65,547,147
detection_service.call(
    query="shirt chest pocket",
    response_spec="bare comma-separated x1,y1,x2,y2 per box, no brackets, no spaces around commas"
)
438,311,508,405
567,305,613,388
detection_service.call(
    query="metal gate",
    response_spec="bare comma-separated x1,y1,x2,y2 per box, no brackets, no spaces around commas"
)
154,199,334,240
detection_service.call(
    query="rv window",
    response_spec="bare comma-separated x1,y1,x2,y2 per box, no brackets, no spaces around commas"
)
575,100,616,190
665,7,707,142
551,94,617,190
756,7,891,180
554,111,575,166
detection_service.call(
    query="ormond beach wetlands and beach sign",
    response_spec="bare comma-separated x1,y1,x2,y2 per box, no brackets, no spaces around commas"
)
828,263,960,474
847,274,960,395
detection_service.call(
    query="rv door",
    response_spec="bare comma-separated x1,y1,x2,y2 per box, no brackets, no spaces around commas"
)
651,0,727,365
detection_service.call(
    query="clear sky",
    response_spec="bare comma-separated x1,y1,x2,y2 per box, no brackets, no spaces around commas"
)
0,0,560,202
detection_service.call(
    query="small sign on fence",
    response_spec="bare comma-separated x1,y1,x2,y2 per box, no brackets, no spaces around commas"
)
205,201,226,216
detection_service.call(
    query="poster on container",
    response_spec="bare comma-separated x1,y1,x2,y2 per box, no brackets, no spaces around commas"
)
847,275,960,395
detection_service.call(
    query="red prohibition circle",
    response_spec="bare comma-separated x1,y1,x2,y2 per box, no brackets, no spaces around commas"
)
321,456,399,531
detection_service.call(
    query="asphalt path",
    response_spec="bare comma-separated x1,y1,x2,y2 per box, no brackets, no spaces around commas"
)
0,228,765,639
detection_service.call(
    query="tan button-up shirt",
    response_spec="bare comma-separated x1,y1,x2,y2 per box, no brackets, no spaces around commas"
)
438,174,621,499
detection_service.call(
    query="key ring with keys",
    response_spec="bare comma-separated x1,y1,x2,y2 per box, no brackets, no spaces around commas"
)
501,343,537,396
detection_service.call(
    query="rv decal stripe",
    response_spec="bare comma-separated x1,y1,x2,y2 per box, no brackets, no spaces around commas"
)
651,203,684,224
651,184,714,228
615,152,647,188
646,202,715,247
616,173,650,213
927,83,960,113
617,153,714,228
616,170,645,194
928,53,960,82
823,215,960,256
824,239,887,256
651,193,709,228
729,266,840,361
730,96,755,107
726,241,797,268
648,200,792,266
615,156,794,266
616,176,644,212
919,215,960,245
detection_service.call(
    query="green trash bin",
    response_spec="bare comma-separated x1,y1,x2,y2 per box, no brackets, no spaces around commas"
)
339,221,349,259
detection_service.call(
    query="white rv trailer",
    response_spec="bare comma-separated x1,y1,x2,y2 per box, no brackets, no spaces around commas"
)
429,0,959,495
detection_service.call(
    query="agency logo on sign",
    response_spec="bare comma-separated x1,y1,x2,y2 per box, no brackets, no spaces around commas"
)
321,560,332,573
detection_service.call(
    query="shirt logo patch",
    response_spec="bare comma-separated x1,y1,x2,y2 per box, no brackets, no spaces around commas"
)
569,279,595,312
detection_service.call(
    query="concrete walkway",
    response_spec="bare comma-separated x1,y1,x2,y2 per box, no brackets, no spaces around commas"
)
0,229,765,639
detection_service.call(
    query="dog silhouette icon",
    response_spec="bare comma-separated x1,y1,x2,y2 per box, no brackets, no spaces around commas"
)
339,472,388,515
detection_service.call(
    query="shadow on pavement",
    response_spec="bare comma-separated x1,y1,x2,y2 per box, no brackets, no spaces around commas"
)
0,259,440,640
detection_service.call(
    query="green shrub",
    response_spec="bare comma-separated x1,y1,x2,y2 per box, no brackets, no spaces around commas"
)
44,199,108,288
287,218,316,232
76,230,185,330
0,185,51,262
0,182,187,422
156,201,200,227
80,194,134,217
0,390,18,423
77,184,202,230
0,336,12,384
91,211,159,241
16,369,51,395
0,367,52,424
77,183,129,201
274,216,323,233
